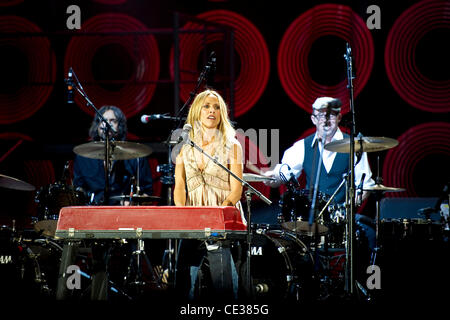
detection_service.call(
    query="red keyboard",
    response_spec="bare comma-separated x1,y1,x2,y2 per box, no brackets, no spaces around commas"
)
55,206,247,240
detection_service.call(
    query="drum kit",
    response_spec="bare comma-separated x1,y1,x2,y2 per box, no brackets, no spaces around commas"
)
1,140,162,299
238,135,412,301
1,134,447,302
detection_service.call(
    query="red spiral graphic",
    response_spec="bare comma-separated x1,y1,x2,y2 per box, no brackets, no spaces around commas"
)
278,4,374,114
383,122,450,197
0,16,56,124
385,0,450,112
64,13,160,118
170,9,270,117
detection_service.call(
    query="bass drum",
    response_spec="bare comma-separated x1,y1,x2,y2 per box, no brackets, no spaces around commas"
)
34,183,87,237
243,228,318,302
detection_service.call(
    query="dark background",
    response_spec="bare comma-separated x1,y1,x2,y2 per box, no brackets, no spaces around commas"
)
0,0,449,226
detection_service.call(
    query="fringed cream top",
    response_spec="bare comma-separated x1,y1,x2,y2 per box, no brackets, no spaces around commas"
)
181,137,246,223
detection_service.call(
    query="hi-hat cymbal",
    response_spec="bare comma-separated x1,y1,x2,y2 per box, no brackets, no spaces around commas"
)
109,194,161,202
324,136,398,153
363,184,405,193
243,173,276,183
0,174,35,191
34,220,57,238
281,221,329,236
74,141,152,160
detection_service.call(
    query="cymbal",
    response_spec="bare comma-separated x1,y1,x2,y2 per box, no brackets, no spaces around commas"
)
324,136,398,153
74,141,152,160
281,221,329,236
0,174,35,191
243,173,276,182
109,194,161,202
363,184,405,193
34,220,57,238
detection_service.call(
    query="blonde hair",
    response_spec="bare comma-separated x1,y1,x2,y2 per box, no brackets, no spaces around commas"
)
186,89,236,146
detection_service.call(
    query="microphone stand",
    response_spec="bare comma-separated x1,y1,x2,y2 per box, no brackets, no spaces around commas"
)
307,129,329,283
69,67,117,205
344,43,357,295
184,137,272,299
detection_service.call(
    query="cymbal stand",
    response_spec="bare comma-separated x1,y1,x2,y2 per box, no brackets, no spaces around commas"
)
370,157,384,266
68,67,116,205
124,237,162,297
158,141,176,287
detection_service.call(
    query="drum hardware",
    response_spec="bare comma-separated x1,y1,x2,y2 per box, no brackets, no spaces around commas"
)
158,140,179,287
123,239,164,295
365,172,406,267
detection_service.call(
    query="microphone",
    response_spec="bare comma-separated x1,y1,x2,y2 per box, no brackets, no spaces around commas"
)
205,51,216,88
141,114,184,123
178,124,192,144
65,67,74,104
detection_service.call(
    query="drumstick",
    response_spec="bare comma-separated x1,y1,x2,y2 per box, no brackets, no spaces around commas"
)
245,161,262,174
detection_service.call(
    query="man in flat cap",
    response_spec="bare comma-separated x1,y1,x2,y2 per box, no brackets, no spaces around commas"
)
264,97,376,296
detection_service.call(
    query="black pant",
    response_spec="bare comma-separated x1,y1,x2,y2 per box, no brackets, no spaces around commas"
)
175,239,237,300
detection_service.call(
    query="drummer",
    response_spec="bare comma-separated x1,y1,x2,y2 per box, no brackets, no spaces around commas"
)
73,105,153,205
264,97,376,249
58,105,154,301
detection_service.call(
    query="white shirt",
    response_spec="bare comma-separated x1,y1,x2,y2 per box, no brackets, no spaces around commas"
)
268,128,375,191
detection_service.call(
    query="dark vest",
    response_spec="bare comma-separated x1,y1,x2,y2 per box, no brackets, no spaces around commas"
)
302,133,350,203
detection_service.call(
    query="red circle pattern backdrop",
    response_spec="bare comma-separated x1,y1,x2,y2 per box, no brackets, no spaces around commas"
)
0,16,56,124
277,4,374,115
383,122,450,197
170,9,271,118
64,13,160,118
385,0,450,113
